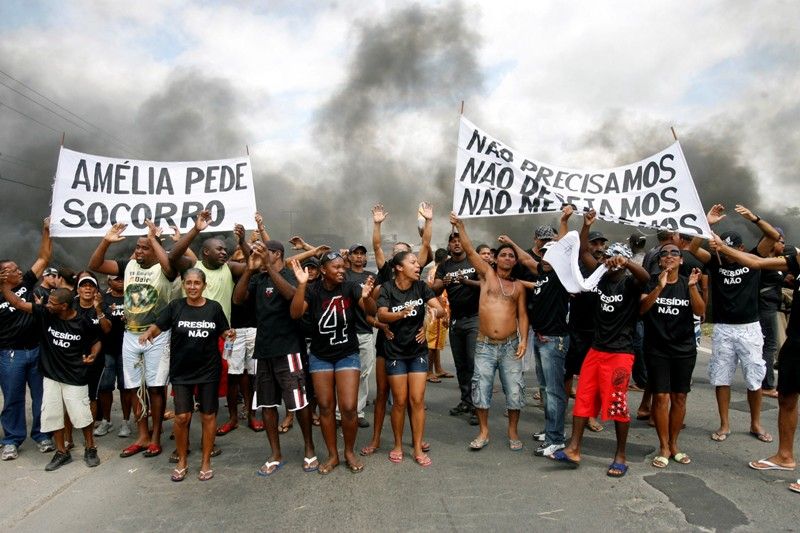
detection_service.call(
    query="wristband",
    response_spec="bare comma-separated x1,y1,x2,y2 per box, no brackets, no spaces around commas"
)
752,216,761,224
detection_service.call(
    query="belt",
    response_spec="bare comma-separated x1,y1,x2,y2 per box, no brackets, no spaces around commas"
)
476,333,518,345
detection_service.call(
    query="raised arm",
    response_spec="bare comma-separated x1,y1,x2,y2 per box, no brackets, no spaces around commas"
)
145,220,176,280
88,223,126,275
449,212,491,278
266,259,297,301
255,212,270,242
709,233,787,271
417,202,433,267
288,260,309,319
579,210,600,270
371,204,387,270
168,210,207,273
733,205,781,256
232,242,264,305
359,276,377,316
687,268,706,316
0,271,33,314
497,235,539,274
557,204,573,239
227,224,248,277
30,217,52,277
285,244,330,268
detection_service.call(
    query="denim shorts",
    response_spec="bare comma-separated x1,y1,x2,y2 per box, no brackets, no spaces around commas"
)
308,352,361,373
385,355,428,376
471,335,524,410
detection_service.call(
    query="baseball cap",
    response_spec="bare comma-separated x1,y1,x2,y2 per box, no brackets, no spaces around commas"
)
43,267,59,277
720,231,743,248
588,231,607,242
535,225,555,240
301,257,320,269
77,275,98,287
264,240,284,253
348,243,367,254
107,274,121,281
448,229,460,241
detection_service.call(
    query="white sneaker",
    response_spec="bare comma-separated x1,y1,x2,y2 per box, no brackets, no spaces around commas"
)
117,420,131,438
1,444,18,460
93,420,113,436
535,442,565,457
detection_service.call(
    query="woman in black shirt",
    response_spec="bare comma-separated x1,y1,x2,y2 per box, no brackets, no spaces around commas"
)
376,251,445,467
290,253,375,474
140,268,233,482
640,245,704,468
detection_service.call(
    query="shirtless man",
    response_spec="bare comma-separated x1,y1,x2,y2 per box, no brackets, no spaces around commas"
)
449,213,528,451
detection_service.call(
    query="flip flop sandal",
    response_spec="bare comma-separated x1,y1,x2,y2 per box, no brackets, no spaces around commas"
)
672,453,692,465
318,461,338,475
120,443,147,458
509,439,523,451
789,481,800,494
248,420,265,432
345,461,365,473
750,431,774,443
216,422,237,436
710,431,731,442
437,372,454,379
170,467,188,482
198,469,214,481
588,421,604,433
652,456,669,469
389,450,403,463
143,444,162,458
426,376,442,383
303,456,319,473
607,462,629,478
312,416,321,427
169,449,192,464
210,446,222,458
278,421,294,434
360,445,378,456
421,441,431,453
414,454,432,468
257,460,284,477
748,459,794,471
469,438,490,451
550,449,580,469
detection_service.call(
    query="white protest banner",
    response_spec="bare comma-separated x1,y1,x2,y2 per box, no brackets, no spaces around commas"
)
49,147,258,237
452,117,713,238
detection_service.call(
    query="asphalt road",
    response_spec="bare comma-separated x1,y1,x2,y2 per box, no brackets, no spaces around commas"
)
1,336,798,532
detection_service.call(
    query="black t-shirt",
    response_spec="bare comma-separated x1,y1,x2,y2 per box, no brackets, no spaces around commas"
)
156,298,229,384
706,256,760,324
102,293,125,357
345,269,375,335
435,257,479,319
568,261,599,335
32,304,99,386
592,275,642,353
305,281,362,360
248,268,303,358
73,302,106,370
642,275,697,358
377,280,436,360
530,263,569,336
784,254,800,340
230,299,255,329
0,270,39,349
751,247,785,311
375,261,394,286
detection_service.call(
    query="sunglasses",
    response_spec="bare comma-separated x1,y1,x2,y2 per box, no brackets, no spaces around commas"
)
658,249,682,258
321,252,342,264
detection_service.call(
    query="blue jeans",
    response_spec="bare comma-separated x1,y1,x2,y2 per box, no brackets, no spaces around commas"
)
533,334,570,446
0,347,48,446
471,336,524,410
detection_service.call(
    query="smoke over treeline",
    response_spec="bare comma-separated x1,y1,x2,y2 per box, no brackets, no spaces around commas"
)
1,2,797,275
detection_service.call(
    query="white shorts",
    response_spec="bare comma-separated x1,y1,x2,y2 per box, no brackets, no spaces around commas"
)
41,377,93,433
226,327,256,375
122,330,171,388
709,322,765,390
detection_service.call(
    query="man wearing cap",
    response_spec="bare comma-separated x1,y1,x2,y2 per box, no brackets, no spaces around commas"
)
433,225,482,425
688,204,780,443
552,210,649,477
34,267,61,301
233,239,318,475
344,243,377,428
88,220,176,458
0,217,55,460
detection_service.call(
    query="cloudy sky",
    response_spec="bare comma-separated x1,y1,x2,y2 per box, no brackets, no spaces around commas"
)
1,0,798,265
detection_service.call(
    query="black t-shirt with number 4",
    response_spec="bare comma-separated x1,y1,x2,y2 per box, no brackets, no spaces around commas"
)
706,256,760,324
377,280,436,360
304,280,362,361
642,275,697,358
592,275,642,354
32,304,100,386
156,298,229,384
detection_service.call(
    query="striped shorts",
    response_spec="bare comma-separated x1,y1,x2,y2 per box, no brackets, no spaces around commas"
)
252,353,309,412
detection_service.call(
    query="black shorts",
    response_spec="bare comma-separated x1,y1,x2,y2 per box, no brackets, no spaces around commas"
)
173,382,219,415
253,353,309,411
566,330,593,377
777,338,800,395
86,360,105,400
645,353,696,394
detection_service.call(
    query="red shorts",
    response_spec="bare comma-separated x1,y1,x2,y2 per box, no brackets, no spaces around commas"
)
572,348,634,422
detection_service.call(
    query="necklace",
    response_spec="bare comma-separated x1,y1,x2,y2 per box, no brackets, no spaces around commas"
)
498,276,515,297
